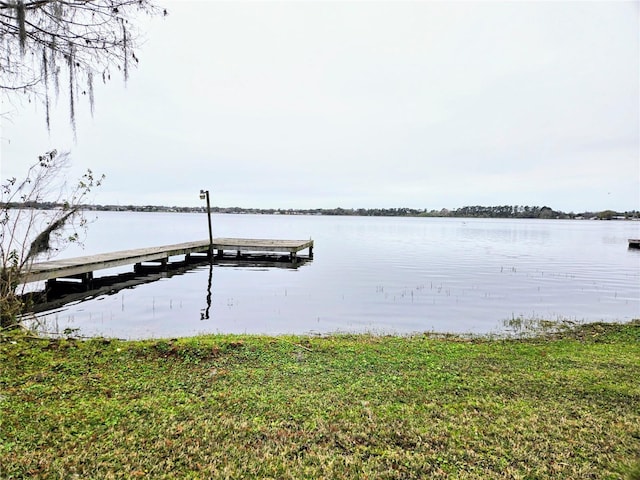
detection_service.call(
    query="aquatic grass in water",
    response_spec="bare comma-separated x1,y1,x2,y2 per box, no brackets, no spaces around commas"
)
502,314,584,338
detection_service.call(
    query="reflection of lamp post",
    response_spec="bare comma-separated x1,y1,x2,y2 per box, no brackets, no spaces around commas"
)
200,262,213,320
200,189,213,256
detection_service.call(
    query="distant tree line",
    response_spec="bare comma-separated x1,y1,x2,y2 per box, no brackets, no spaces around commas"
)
2,202,639,220
436,205,560,219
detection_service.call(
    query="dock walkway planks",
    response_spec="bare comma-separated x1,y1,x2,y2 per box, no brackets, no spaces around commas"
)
20,238,314,284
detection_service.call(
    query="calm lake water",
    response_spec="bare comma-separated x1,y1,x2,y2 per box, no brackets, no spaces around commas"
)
26,212,640,339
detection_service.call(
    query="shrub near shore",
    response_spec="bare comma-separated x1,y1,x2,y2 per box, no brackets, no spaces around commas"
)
1,321,639,479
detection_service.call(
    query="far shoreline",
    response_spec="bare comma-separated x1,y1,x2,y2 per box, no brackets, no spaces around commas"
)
5,201,640,220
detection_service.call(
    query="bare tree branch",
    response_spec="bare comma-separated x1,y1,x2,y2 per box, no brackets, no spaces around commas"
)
1,150,105,327
0,0,165,132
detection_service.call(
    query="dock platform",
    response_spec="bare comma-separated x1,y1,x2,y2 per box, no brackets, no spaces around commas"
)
20,238,314,286
629,239,640,249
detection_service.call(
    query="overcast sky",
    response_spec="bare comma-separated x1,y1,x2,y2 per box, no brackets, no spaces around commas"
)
1,0,638,212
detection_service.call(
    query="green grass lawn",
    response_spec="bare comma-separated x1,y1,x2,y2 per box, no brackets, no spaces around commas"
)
1,321,639,479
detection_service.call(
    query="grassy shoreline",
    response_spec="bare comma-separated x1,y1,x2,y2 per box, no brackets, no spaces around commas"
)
2,321,639,479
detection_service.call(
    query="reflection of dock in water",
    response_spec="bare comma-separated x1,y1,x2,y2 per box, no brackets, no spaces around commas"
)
20,253,312,316
20,238,314,288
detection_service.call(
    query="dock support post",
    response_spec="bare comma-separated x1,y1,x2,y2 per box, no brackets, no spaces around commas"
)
80,272,93,289
134,259,167,272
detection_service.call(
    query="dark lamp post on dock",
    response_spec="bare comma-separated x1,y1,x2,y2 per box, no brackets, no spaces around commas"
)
200,189,213,256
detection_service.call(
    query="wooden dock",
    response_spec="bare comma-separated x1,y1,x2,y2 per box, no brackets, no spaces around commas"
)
20,238,314,285
629,239,640,249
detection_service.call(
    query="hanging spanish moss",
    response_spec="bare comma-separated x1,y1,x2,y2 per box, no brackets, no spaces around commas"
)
87,71,95,117
67,44,77,140
0,1,163,136
26,209,77,261
42,49,50,130
49,36,60,99
122,19,129,82
16,0,26,54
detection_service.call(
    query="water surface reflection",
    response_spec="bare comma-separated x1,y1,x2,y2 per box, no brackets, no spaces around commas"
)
24,213,640,338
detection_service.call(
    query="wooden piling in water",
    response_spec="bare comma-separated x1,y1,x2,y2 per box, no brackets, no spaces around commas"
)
19,238,314,285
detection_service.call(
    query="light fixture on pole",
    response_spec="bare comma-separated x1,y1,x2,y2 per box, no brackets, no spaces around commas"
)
200,189,213,256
